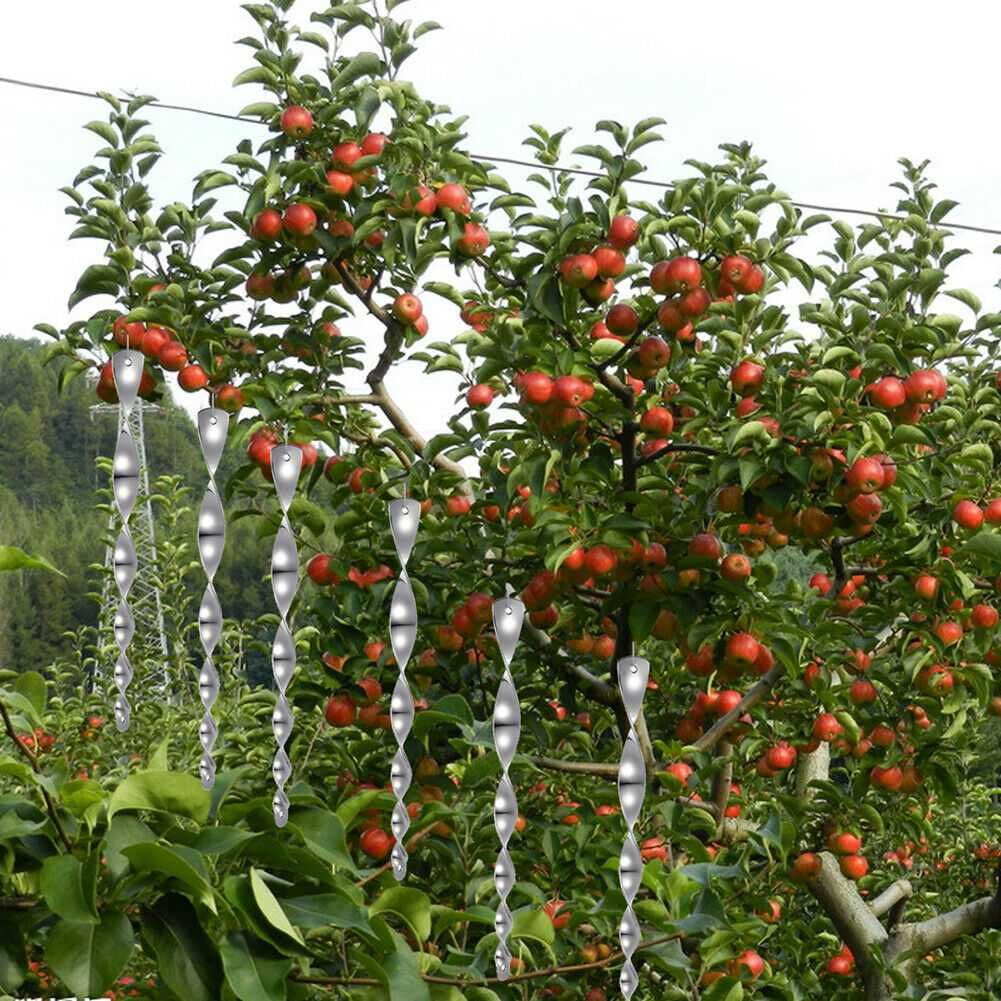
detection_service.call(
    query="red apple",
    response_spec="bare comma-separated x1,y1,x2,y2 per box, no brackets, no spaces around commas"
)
280,105,314,138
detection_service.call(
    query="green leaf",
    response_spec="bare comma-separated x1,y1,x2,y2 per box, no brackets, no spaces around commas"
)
140,894,223,1001
960,533,1001,566
526,271,564,326
84,120,119,147
370,886,432,942
411,694,474,741
103,814,157,880
0,915,26,992
14,671,47,716
233,66,280,88
629,602,660,643
148,735,170,771
289,807,356,870
383,948,431,1001
40,854,98,923
356,938,431,1001
0,545,64,576
931,199,959,223
219,932,292,1001
944,288,981,314
511,907,555,948
108,770,211,823
730,420,771,448
281,894,374,937
194,171,239,199
45,911,134,998
190,826,260,855
250,869,305,946
330,52,383,92
121,842,217,913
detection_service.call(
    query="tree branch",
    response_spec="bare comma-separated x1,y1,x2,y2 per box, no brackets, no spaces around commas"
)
556,327,634,406
869,879,912,921
711,741,734,839
294,932,682,988
692,664,783,753
528,756,618,778
0,699,72,852
635,441,720,468
807,851,889,996
830,535,865,594
896,892,1001,954
331,260,470,486
523,622,618,706
795,743,830,801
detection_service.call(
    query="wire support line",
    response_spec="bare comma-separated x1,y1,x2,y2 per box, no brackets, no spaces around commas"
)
3,74,1001,238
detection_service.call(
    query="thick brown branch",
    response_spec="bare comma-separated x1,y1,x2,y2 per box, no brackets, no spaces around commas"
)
692,664,783,752
807,851,888,995
897,893,1001,954
711,741,734,838
795,743,831,801
869,879,912,921
332,260,470,486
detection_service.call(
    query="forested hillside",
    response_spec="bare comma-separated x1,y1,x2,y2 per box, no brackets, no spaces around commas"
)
0,336,272,671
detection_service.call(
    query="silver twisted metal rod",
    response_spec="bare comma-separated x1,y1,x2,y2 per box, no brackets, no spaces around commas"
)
269,444,302,827
491,592,525,981
195,407,229,789
617,655,650,999
387,499,420,879
109,350,144,732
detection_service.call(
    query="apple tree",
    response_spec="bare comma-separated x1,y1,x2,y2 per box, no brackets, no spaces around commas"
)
10,0,1001,998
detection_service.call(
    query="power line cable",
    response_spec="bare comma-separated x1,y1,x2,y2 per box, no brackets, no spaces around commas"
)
4,74,1001,239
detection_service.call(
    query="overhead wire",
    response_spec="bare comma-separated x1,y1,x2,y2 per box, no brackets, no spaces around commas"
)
3,74,1001,238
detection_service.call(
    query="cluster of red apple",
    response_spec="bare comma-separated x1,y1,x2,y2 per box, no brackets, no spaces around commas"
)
17,728,56,753
653,254,764,344
673,688,746,744
865,367,948,424
244,426,321,482
684,631,775,685
952,496,1001,531
245,105,488,311
96,314,246,408
827,829,869,880
883,836,930,870
440,591,495,643
556,214,640,305
513,370,596,436
390,291,429,336
323,674,388,731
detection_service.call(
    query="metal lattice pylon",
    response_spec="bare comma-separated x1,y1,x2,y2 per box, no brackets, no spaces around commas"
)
92,398,170,694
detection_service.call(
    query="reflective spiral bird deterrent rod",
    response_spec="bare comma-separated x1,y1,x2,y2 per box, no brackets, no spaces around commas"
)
491,592,525,981
387,498,420,879
195,404,229,789
269,443,303,827
617,654,650,998
110,349,144,732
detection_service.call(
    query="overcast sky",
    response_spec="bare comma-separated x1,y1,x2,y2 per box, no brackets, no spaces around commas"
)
2,0,999,444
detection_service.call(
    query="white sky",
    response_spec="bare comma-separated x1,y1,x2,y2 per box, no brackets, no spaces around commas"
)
3,0,1000,443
